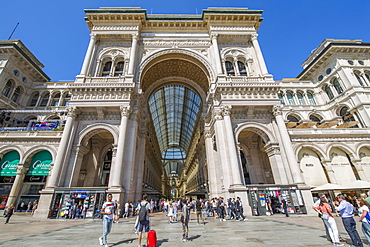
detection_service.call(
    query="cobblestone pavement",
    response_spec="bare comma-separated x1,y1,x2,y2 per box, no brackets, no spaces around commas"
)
1,212,369,246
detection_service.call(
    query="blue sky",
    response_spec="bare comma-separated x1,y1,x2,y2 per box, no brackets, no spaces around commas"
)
1,0,369,81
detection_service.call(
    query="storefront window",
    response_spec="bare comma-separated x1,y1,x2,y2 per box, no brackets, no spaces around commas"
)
247,185,306,216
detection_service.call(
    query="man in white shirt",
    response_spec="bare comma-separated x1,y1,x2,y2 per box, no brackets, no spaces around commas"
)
99,194,117,247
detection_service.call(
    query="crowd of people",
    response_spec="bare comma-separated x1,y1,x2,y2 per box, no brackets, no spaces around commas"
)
313,193,370,247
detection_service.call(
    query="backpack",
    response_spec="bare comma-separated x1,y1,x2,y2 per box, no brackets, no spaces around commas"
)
138,202,148,222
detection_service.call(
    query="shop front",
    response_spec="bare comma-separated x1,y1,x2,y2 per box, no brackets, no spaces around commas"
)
0,150,19,207
17,150,52,211
247,185,307,216
48,188,106,219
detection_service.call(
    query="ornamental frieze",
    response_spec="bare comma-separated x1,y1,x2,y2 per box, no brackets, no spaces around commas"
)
92,25,139,31
141,40,211,47
210,25,254,31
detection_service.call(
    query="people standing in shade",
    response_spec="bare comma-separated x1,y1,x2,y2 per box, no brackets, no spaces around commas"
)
180,199,190,242
98,194,117,247
136,195,152,247
26,201,33,213
196,199,205,225
334,195,363,247
357,198,370,245
314,197,343,246
4,204,15,224
280,195,289,217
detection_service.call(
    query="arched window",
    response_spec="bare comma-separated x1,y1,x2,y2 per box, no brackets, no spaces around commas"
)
309,114,322,123
297,92,306,105
278,93,285,105
225,61,235,76
102,61,112,77
324,85,334,100
2,80,12,97
237,61,247,76
354,71,364,86
307,92,316,105
61,93,71,106
332,78,343,94
11,86,21,103
287,115,300,122
114,61,124,76
286,92,295,105
51,93,61,106
364,71,370,85
40,92,50,107
29,92,39,106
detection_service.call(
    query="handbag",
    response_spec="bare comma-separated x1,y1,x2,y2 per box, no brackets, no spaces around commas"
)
322,212,330,220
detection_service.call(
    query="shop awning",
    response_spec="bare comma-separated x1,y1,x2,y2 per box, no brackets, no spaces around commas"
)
341,180,370,190
0,150,20,176
317,121,338,128
311,183,344,191
27,150,52,176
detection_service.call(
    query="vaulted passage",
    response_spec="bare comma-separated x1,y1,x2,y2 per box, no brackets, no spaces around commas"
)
148,84,202,181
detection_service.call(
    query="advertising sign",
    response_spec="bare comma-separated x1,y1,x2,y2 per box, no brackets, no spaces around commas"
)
0,151,20,176
27,151,52,176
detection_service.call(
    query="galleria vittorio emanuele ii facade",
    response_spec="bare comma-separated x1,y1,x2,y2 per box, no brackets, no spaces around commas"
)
0,7,369,218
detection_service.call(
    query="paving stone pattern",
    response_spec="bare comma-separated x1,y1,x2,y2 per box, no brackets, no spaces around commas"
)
0,212,367,246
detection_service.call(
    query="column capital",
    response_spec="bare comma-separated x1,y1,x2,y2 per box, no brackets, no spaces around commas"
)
90,33,97,39
66,106,79,119
132,33,139,40
221,105,232,116
251,33,258,41
120,106,131,117
211,34,218,40
213,108,223,120
16,164,28,175
272,105,283,117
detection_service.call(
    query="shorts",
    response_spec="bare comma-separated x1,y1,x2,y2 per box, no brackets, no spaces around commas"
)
138,220,150,232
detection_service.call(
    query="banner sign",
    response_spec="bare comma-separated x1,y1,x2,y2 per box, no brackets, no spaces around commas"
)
0,151,20,176
27,151,52,176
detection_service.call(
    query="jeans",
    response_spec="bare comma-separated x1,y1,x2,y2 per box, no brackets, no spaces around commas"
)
102,217,113,245
342,217,363,247
323,217,340,243
362,222,370,245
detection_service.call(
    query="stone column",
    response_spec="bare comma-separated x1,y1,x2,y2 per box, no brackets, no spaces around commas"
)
134,127,146,201
264,143,289,184
233,57,240,76
122,112,139,202
211,34,223,75
6,164,28,207
213,108,231,197
128,34,138,75
204,130,219,196
322,161,338,184
352,160,369,181
80,34,97,76
222,105,244,187
251,34,268,76
46,106,78,188
68,145,89,187
109,106,130,188
272,106,304,184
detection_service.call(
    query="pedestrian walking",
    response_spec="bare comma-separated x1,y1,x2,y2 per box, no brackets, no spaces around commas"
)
280,195,289,217
356,198,370,245
314,197,343,246
26,201,33,213
196,199,204,225
180,199,190,242
334,194,363,247
98,194,117,247
4,204,15,224
136,195,152,247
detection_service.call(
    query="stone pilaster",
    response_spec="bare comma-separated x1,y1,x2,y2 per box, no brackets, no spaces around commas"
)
7,164,28,207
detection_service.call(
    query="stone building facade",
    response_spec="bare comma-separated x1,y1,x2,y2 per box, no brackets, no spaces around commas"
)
0,7,369,218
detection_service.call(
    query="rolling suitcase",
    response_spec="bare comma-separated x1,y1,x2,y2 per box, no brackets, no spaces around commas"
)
147,229,157,247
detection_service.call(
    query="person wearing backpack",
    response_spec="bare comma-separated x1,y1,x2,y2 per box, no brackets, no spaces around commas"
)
136,195,152,247
356,198,370,245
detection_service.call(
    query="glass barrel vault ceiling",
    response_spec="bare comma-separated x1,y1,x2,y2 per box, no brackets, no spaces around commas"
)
148,85,201,177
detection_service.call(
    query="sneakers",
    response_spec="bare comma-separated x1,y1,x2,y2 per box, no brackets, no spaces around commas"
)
333,243,344,246
244,219,248,221
222,219,226,221
98,237,103,246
